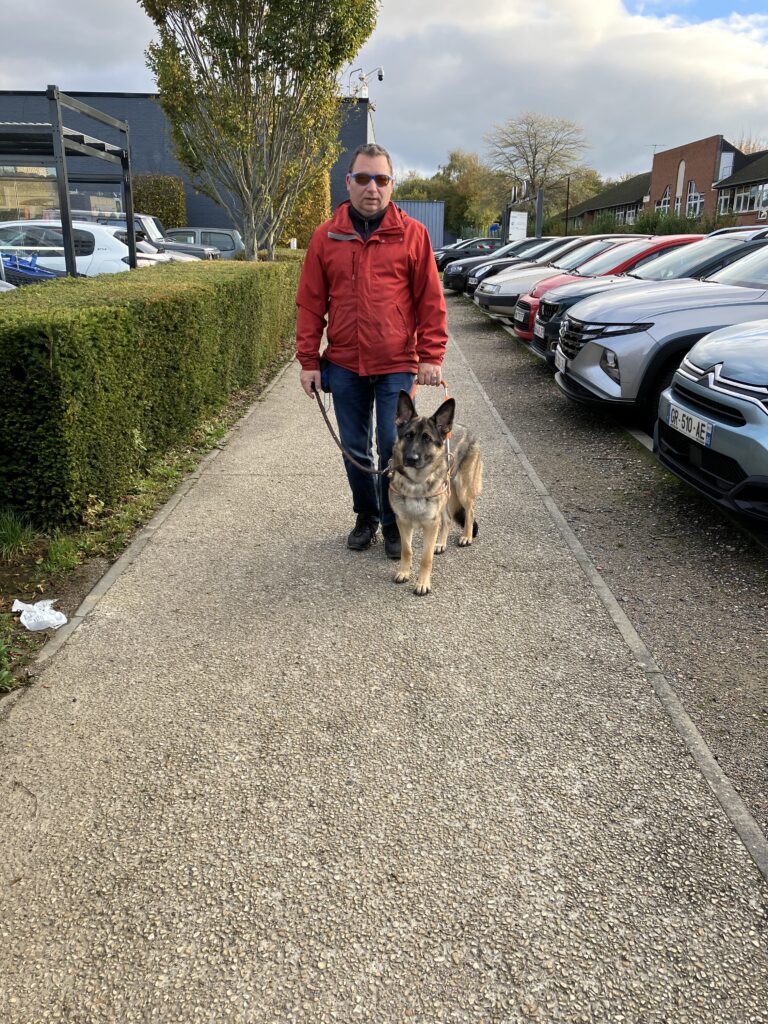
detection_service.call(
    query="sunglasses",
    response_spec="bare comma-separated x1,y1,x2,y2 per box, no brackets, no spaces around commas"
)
349,172,393,187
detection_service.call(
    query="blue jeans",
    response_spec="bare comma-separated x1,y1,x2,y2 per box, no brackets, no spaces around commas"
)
322,361,415,527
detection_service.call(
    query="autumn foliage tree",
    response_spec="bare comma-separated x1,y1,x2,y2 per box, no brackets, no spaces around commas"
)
140,0,377,258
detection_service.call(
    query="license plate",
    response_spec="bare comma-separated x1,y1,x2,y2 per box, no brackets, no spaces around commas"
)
555,347,567,373
533,321,545,339
666,401,713,447
514,307,525,322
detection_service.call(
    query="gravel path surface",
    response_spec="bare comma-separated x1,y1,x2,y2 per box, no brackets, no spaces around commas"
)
1,302,767,1023
448,295,768,837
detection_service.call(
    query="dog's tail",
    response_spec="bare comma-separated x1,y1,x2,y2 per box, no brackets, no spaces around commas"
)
453,507,479,537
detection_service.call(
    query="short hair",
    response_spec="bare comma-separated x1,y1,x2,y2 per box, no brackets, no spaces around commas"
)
348,144,393,175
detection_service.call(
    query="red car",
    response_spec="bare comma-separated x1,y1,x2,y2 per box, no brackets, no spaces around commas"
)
512,234,704,344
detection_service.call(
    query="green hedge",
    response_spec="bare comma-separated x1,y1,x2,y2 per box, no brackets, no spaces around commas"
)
0,260,302,525
132,174,187,228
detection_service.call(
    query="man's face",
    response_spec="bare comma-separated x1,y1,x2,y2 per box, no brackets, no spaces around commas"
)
346,155,393,217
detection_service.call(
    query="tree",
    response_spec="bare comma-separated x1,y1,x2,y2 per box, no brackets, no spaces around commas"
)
485,111,589,221
140,0,377,258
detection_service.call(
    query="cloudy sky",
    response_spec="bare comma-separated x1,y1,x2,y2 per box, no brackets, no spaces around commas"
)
4,0,768,182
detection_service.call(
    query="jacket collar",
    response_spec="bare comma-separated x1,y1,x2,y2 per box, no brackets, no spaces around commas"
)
330,200,406,237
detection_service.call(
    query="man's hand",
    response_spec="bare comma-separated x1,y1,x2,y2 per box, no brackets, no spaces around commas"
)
301,369,322,398
417,362,443,386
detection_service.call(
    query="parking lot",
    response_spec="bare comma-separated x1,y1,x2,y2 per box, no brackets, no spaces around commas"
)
448,292,768,836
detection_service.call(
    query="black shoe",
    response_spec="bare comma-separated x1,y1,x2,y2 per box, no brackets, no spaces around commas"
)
382,523,401,560
347,515,379,551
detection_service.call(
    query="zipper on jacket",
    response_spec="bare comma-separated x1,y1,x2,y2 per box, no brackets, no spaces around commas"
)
352,248,357,284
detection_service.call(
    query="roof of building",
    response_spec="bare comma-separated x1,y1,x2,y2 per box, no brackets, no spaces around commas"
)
568,171,651,218
715,150,768,189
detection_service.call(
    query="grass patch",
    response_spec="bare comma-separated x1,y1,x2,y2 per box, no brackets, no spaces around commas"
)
0,509,36,561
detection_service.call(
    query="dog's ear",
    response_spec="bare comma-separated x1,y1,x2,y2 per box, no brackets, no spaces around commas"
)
432,397,455,439
395,390,416,426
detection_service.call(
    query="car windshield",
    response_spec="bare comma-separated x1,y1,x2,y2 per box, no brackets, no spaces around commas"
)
549,239,617,271
629,237,742,280
574,240,656,275
706,244,768,288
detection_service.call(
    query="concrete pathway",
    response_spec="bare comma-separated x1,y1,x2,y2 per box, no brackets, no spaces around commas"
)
1,313,767,1023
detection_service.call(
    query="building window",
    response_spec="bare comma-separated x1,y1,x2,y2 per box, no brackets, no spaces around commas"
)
718,191,732,215
614,208,626,224
625,207,636,225
655,186,671,213
686,180,704,217
733,183,768,213
674,196,681,214
717,151,734,182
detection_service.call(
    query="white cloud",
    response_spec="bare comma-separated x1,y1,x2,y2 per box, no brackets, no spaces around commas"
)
1,0,767,182
355,0,768,178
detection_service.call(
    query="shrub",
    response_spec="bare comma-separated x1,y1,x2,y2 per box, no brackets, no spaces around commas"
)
0,261,302,525
132,174,187,228
280,170,331,247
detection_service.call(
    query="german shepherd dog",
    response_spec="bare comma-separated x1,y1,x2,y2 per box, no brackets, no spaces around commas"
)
389,390,483,595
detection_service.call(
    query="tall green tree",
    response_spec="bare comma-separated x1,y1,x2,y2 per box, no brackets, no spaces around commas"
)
140,0,378,258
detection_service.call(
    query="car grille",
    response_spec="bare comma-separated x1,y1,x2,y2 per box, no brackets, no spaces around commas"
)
657,421,747,493
538,301,559,323
515,301,531,329
558,317,609,360
669,382,747,426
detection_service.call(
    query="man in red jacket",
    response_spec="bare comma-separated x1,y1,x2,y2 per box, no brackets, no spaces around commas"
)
296,143,448,559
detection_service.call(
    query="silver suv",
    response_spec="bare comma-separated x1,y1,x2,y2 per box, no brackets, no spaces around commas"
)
554,244,768,425
655,320,768,522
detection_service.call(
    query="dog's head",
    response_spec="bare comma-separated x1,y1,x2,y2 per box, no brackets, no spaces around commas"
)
394,391,455,470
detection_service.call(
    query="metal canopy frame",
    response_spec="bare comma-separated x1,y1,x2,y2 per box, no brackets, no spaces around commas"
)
0,85,136,274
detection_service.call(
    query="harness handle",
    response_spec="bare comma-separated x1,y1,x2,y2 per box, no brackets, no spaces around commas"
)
410,377,452,442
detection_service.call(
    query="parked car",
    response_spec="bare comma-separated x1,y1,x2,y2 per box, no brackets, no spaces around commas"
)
164,226,245,259
0,220,133,276
91,212,220,260
434,237,503,271
655,320,768,522
708,225,768,238
553,243,768,426
441,236,555,293
465,236,587,295
474,236,643,321
512,235,702,345
531,233,768,364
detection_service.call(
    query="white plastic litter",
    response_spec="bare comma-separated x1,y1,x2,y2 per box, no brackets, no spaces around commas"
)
12,599,68,631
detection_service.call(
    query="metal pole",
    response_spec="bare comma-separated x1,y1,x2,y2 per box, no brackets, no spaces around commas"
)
47,84,77,277
564,175,570,234
535,188,544,238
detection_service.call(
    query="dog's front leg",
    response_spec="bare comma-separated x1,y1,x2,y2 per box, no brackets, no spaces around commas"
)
414,518,441,596
393,518,414,584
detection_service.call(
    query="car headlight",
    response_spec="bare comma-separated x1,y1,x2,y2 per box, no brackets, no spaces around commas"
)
446,263,463,273
599,322,654,337
599,348,621,383
482,283,501,294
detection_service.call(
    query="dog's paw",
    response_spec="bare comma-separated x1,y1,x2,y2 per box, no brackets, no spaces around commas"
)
458,536,473,547
434,542,446,555
413,580,432,596
394,570,410,584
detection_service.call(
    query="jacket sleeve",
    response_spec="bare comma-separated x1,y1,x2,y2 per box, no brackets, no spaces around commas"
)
295,230,329,371
411,224,448,367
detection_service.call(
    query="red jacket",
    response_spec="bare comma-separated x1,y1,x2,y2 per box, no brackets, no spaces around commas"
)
295,201,447,375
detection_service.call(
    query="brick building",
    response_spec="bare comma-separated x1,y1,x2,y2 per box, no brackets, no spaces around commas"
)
567,134,768,230
647,135,739,220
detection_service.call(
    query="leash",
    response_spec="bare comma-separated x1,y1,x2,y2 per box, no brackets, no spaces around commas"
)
311,381,389,476
311,377,452,479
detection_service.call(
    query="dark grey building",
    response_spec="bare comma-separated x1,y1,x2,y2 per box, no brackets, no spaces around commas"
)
0,91,372,228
